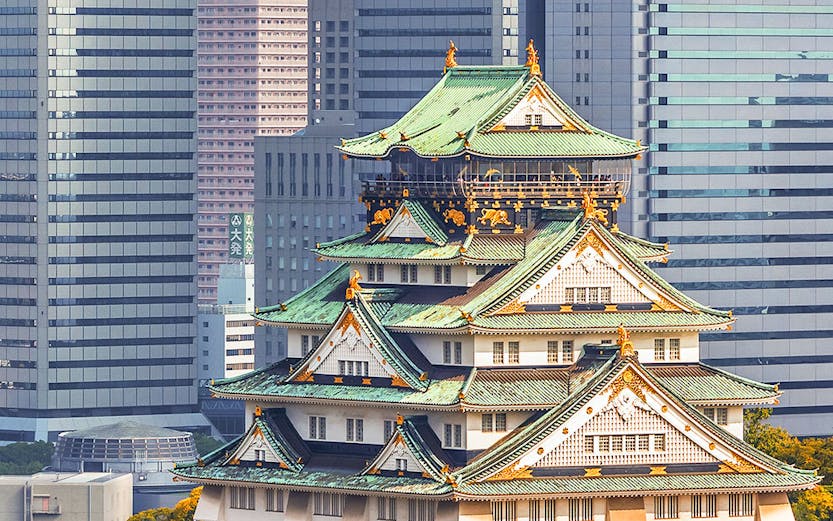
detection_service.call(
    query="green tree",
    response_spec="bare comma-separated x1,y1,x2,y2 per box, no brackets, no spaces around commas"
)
792,486,833,521
0,441,54,475
127,486,202,521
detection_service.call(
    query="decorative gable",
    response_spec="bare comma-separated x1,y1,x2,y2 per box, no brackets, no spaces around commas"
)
225,424,291,468
363,417,451,482
220,410,308,472
287,298,430,390
370,200,448,245
489,83,579,131
495,228,686,314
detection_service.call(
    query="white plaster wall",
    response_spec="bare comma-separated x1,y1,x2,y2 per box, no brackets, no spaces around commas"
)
410,334,474,366
285,405,399,445
465,411,533,451
472,331,700,367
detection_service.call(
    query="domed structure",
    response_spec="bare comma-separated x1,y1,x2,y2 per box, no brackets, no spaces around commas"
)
53,421,199,512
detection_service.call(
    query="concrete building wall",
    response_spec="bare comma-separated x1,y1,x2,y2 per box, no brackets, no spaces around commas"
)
0,473,132,521
197,0,308,303
0,0,207,442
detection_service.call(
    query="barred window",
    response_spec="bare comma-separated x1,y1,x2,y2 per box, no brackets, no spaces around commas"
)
309,416,326,440
229,487,255,510
314,493,344,516
482,413,493,432
654,496,679,519
378,497,397,520
654,433,666,451
265,489,284,512
396,458,408,471
346,418,364,442
669,338,681,360
383,419,395,441
408,499,436,521
454,341,462,364
654,338,666,360
562,340,574,363
729,493,753,517
584,435,595,453
529,499,556,521
434,265,451,284
568,498,592,521
625,434,636,451
495,413,507,432
444,423,462,448
301,334,310,356
508,341,520,364
493,341,504,364
691,495,717,518
547,341,559,363
443,341,452,364
491,501,517,521
703,407,729,426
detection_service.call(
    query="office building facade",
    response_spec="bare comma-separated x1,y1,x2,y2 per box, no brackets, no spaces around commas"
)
0,0,207,441
520,0,833,436
196,0,308,304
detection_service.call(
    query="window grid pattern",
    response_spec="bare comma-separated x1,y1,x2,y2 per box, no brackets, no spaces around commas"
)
568,498,592,521
562,340,574,363
229,487,255,510
654,496,679,519
703,407,729,426
346,418,364,442
407,499,436,521
528,253,648,305
265,489,284,512
654,338,666,360
378,497,396,520
547,340,559,363
313,493,344,516
508,341,520,363
493,341,504,364
309,416,326,440
443,423,462,448
529,499,557,521
669,338,681,360
491,501,517,521
728,493,753,517
691,495,717,518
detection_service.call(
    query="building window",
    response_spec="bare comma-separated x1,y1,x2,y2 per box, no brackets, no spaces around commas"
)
384,419,395,441
229,487,255,510
301,334,310,356
408,499,436,521
346,418,364,442
703,407,729,426
443,423,462,448
314,493,344,517
654,496,679,519
401,264,418,283
654,433,666,451
482,413,493,432
589,434,665,453
378,497,397,520
584,435,595,453
691,495,717,518
493,341,505,364
494,413,507,432
395,458,408,471
508,341,520,364
254,449,266,461
529,499,556,521
309,416,326,440
443,341,452,364
654,338,666,361
368,263,384,282
669,338,681,360
565,286,611,303
562,340,574,363
547,341,559,363
454,341,462,364
434,265,452,284
476,265,488,275
265,489,284,512
568,498,592,521
338,360,369,376
729,493,753,517
491,501,517,521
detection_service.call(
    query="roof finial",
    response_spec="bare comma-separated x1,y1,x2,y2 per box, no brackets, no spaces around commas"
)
617,323,635,357
525,39,541,76
444,40,458,74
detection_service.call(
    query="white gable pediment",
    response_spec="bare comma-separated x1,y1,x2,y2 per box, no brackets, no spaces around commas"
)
484,364,769,481
225,425,289,468
377,205,429,241
490,84,577,130
495,229,686,313
293,308,397,382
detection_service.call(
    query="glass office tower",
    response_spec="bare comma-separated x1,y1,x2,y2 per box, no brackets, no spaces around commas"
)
0,0,207,441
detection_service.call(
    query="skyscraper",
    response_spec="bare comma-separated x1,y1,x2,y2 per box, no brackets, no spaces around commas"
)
522,0,833,436
0,0,207,441
196,0,308,304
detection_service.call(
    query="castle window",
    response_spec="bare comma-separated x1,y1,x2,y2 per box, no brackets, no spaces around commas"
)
654,433,666,451
338,360,369,376
368,263,384,282
508,342,520,364
346,418,364,442
378,497,397,520
443,423,462,448
454,342,462,364
434,265,451,284
482,413,493,432
408,499,436,521
301,334,310,356
476,265,488,275
309,416,326,440
729,493,753,517
654,338,666,361
691,495,717,518
383,419,395,441
703,407,728,426
584,435,595,452
547,341,559,363
654,496,678,519
266,489,284,512
254,449,266,461
669,338,681,360
565,287,611,304
395,458,407,471
491,501,517,521
314,493,344,517
493,342,505,364
562,340,574,363
529,499,556,521
229,487,255,510
495,413,507,432
400,264,418,283
568,498,592,521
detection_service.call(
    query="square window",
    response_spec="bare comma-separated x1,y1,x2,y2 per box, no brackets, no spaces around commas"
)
481,413,493,432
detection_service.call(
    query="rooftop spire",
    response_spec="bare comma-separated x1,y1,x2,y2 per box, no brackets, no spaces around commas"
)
444,40,458,74
525,39,541,76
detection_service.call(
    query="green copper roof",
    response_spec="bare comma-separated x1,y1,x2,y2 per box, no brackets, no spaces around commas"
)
650,364,779,404
369,200,449,246
457,472,818,497
338,66,645,160
611,230,671,262
172,465,453,497
365,417,453,483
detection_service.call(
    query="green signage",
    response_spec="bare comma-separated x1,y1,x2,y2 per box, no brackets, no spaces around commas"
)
229,213,254,259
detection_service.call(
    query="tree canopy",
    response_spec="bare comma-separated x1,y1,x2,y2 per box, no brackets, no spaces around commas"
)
128,486,202,521
0,441,54,475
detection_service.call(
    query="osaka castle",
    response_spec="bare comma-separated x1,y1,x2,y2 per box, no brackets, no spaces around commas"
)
176,42,817,521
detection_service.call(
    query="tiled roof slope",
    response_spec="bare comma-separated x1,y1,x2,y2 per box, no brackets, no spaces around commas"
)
337,66,646,159
364,416,453,483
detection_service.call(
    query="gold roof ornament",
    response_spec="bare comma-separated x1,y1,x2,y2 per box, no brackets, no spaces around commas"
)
345,269,362,300
617,323,635,357
525,39,541,76
444,40,458,73
581,190,609,226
